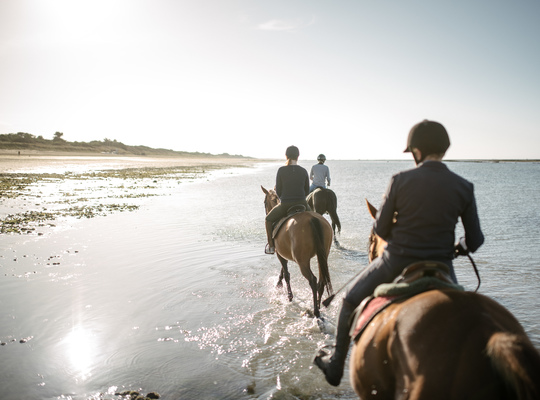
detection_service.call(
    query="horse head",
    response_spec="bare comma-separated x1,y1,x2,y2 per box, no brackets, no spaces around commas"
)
261,185,280,214
365,199,386,263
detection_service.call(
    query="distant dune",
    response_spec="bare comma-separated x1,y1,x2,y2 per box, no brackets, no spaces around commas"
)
0,132,250,159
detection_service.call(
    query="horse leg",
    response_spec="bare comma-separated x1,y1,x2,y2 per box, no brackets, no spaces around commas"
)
277,267,284,288
317,276,325,309
277,254,293,301
299,261,320,318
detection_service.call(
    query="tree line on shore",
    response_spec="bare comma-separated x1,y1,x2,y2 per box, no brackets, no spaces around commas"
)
0,131,245,158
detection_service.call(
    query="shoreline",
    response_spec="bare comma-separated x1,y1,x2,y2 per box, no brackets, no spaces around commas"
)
2,151,538,176
0,152,268,235
0,150,264,173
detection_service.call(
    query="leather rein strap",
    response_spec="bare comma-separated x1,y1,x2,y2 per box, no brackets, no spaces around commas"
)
467,253,481,292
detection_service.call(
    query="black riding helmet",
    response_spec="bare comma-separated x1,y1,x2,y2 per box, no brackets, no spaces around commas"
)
317,154,326,162
404,120,450,156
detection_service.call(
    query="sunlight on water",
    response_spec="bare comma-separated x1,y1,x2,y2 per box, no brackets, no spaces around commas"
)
62,326,96,381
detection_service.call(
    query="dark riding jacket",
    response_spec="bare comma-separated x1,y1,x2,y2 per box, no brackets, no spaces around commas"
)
266,165,310,223
276,165,309,202
374,161,484,261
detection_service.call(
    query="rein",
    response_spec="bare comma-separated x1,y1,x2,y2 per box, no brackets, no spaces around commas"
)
467,253,481,292
323,253,482,307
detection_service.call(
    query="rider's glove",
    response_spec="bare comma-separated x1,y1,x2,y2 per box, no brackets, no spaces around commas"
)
454,237,469,258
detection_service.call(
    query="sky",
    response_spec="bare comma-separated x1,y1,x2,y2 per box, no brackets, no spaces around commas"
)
0,0,539,160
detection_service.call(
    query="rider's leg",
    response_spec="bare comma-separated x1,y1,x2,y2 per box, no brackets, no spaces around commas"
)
314,252,407,386
265,219,275,253
314,298,355,386
264,204,286,254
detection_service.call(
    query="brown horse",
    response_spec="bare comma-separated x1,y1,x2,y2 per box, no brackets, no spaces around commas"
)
307,188,342,240
262,186,333,318
365,199,384,263
348,200,540,399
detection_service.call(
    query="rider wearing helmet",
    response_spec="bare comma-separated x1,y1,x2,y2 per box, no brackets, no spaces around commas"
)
314,120,485,386
265,145,311,254
309,154,331,193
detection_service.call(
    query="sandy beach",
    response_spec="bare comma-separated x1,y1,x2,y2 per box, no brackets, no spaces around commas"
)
0,150,261,173
0,151,265,235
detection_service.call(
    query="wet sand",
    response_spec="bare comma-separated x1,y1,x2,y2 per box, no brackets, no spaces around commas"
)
0,150,261,173
0,151,265,235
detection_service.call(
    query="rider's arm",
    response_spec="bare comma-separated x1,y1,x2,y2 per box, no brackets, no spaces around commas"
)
304,171,310,196
275,168,283,198
373,176,397,241
326,166,331,186
461,187,484,253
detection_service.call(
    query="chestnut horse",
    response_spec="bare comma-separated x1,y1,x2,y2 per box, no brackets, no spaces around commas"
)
365,199,384,263
262,186,333,318
348,200,540,399
307,188,341,240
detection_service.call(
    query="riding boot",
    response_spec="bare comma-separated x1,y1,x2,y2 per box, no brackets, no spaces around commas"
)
265,220,275,254
314,299,355,386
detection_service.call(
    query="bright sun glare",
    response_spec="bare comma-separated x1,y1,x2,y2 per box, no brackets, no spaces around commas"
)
63,326,95,381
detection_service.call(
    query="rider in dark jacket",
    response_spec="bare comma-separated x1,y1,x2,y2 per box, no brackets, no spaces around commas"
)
314,120,484,386
265,146,310,254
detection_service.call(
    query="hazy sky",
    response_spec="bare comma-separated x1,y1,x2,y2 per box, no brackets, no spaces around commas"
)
1,1,539,160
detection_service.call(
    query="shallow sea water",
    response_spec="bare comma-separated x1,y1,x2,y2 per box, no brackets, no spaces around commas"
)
1,160,539,399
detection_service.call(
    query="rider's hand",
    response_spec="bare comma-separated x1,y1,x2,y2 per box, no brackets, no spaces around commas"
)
454,237,469,258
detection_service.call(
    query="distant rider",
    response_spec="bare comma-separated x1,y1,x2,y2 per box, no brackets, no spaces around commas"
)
265,146,311,254
309,154,331,193
314,120,485,386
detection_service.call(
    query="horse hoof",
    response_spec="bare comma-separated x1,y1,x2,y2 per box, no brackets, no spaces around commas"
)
276,281,283,289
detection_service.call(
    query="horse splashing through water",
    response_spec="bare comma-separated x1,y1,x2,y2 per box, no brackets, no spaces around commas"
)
348,200,540,399
307,188,341,241
262,186,333,318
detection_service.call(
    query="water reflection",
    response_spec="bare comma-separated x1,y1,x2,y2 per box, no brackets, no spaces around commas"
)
62,326,95,381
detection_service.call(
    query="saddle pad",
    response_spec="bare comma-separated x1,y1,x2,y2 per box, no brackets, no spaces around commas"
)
350,296,397,342
374,277,464,298
350,277,465,343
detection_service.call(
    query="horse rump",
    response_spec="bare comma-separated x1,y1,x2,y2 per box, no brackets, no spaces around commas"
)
308,188,341,235
487,332,540,399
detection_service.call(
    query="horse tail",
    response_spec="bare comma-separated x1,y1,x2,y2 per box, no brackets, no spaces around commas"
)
486,332,540,399
310,217,333,295
327,190,341,234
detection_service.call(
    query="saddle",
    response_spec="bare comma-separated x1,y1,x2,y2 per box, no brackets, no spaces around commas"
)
271,205,306,239
349,261,464,342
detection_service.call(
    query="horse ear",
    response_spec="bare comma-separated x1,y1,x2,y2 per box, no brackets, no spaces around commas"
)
365,199,378,219
261,185,269,195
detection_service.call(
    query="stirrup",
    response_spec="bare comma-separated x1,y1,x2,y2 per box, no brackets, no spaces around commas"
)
265,243,275,254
